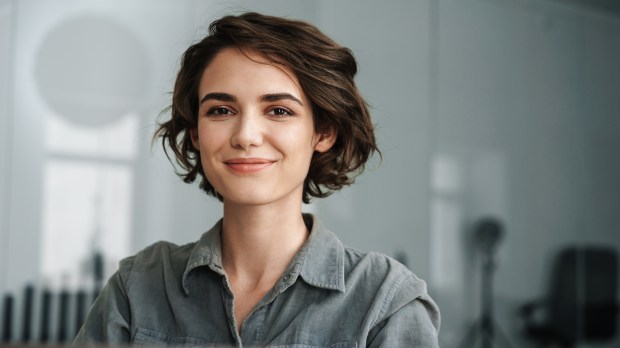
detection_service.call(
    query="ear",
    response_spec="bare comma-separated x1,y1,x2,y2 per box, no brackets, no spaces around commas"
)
190,128,200,150
314,128,337,153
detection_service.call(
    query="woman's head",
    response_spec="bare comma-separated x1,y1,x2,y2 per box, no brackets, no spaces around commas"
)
156,12,379,203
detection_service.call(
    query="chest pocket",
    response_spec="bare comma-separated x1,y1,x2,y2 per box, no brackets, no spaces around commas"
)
133,328,216,347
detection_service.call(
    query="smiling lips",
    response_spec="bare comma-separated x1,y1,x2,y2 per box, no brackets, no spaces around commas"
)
224,158,276,173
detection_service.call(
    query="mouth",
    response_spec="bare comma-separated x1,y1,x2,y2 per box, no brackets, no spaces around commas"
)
223,158,276,173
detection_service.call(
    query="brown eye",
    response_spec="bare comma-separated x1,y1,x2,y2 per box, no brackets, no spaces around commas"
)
206,107,234,117
267,107,293,117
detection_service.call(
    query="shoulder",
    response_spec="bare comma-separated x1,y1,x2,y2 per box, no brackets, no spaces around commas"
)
343,247,424,293
126,240,195,262
343,248,427,290
120,240,195,269
117,240,196,293
342,247,440,330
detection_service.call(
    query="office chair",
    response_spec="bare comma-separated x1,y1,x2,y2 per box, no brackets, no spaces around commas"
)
520,246,619,347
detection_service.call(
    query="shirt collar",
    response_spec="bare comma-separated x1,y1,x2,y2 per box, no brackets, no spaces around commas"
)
296,214,346,292
182,219,225,294
182,214,345,295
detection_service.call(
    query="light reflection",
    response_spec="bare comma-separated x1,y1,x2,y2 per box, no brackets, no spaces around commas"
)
41,160,131,290
46,112,139,159
41,111,138,290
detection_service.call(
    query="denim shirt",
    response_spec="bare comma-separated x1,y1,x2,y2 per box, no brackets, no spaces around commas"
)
74,214,440,347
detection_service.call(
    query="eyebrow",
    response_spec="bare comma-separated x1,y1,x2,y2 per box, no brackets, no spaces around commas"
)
199,92,303,106
200,92,236,105
259,93,304,106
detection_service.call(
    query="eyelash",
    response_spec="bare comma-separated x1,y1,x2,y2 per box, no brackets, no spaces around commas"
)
267,107,294,117
205,107,234,117
204,106,295,118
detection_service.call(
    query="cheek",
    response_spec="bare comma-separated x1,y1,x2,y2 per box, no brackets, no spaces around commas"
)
288,141,316,173
198,125,227,154
278,127,315,155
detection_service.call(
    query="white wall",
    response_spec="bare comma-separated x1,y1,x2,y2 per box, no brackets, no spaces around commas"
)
314,0,434,282
0,0,15,295
432,0,620,347
1,0,619,347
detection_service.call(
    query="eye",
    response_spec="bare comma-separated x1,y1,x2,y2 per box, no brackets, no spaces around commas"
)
206,107,234,117
267,107,294,117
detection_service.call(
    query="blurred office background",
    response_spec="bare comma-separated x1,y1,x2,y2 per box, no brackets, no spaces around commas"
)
0,0,619,347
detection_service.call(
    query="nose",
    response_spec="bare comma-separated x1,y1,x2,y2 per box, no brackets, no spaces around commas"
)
230,113,263,150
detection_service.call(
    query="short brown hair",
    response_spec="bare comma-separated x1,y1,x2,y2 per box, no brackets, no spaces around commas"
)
155,12,379,203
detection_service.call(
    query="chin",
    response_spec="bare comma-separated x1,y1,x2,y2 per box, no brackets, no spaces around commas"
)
219,186,303,207
223,196,280,207
219,188,277,206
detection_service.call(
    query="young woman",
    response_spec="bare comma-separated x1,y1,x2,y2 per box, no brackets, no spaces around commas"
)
75,12,440,347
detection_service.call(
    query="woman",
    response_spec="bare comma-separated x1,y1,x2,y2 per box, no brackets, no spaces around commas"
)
75,12,439,347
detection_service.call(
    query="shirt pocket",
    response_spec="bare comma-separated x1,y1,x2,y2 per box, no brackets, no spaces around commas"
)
132,327,216,347
268,343,357,348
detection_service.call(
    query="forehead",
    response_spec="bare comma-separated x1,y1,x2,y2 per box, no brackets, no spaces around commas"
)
198,47,306,99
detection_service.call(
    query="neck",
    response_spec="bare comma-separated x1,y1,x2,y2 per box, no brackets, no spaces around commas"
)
220,199,309,282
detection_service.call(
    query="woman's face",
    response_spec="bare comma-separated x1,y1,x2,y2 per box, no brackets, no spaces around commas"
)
191,47,334,207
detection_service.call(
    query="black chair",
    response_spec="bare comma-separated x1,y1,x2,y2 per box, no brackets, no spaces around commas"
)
520,246,619,347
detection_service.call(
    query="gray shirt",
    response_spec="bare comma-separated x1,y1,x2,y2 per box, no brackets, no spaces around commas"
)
74,214,440,347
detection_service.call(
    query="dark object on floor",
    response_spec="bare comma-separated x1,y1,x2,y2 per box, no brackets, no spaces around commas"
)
1,294,13,343
520,246,619,347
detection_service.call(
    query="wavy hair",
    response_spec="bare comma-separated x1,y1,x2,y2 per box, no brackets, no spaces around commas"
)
155,12,379,203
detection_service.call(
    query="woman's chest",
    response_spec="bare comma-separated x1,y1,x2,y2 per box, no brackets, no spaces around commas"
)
128,281,366,347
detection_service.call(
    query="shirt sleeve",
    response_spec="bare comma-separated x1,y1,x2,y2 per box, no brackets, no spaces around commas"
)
366,273,440,347
73,259,133,345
